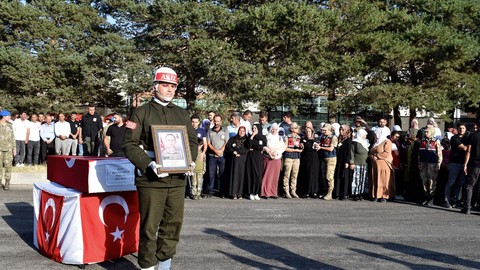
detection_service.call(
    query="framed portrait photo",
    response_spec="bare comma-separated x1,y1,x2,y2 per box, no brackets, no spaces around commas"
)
151,125,192,174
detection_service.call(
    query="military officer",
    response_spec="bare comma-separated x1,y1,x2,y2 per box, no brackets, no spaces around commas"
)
122,67,197,270
0,110,16,191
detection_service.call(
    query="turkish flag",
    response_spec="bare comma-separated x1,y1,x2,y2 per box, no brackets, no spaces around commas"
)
37,190,64,262
80,191,139,263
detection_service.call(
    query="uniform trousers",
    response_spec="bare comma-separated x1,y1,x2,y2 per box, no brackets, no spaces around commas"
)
321,157,337,194
283,158,300,192
137,184,185,268
191,172,204,197
0,150,13,189
419,162,438,196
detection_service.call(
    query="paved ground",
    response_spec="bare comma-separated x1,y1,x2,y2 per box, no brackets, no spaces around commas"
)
1,185,479,270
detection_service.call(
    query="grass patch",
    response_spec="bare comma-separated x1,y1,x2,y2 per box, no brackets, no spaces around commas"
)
11,164,47,173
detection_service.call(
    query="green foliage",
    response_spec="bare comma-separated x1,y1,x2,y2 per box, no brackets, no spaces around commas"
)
0,0,146,114
0,0,479,122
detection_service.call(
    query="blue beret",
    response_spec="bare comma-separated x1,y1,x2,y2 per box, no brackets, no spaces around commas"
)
0,110,11,117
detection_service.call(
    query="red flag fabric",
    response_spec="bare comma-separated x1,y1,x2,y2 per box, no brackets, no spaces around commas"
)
80,191,140,263
37,190,64,262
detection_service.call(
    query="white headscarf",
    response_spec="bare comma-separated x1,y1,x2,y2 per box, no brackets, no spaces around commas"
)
373,127,390,148
332,123,340,137
266,123,285,159
353,128,370,150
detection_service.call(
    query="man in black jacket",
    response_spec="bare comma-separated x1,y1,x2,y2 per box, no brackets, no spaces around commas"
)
462,119,480,215
79,105,103,156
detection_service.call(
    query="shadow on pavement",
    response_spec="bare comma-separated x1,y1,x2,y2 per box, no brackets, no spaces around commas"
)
350,248,452,270
338,234,480,269
205,228,342,270
96,255,139,270
3,202,35,249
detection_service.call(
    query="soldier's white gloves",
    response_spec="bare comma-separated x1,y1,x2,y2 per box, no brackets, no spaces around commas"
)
149,161,169,178
185,162,196,176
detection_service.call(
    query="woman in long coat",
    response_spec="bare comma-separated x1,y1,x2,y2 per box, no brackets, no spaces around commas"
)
223,126,249,199
246,123,267,200
350,128,370,200
261,123,285,198
334,125,352,200
298,126,320,198
369,127,395,202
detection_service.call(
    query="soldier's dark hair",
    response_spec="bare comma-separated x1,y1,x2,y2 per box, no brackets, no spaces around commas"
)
191,114,200,121
282,112,293,119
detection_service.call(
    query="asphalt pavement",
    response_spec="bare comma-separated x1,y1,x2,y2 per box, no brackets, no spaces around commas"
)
1,185,479,270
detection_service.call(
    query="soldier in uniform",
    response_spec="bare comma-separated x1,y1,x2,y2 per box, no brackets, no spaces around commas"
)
418,126,443,206
122,67,197,270
318,123,338,200
0,110,16,191
282,122,303,198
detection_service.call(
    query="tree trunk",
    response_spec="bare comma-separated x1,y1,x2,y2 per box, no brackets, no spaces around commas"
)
445,108,455,129
409,108,416,127
185,75,196,112
327,87,337,123
393,105,402,130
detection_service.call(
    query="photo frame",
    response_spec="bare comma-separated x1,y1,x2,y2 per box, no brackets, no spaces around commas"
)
151,125,192,174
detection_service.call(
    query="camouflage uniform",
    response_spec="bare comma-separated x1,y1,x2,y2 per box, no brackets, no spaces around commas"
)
0,121,15,190
418,137,443,200
190,149,206,199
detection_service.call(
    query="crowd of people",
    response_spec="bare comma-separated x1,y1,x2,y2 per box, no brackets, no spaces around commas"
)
191,110,480,216
1,104,479,216
0,106,127,191
0,106,126,165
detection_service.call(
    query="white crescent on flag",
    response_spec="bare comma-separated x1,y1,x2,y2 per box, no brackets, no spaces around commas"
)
43,198,56,242
98,195,129,227
65,158,76,168
44,198,56,229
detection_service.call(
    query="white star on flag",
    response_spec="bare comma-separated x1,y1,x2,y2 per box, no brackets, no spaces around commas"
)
45,232,50,242
110,226,125,242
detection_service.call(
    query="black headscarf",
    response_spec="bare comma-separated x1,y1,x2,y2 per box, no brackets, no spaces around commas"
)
253,123,267,142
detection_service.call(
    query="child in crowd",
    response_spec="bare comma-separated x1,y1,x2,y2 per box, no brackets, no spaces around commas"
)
191,138,206,200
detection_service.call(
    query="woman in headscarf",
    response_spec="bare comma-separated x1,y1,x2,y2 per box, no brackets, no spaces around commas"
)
261,123,285,199
223,126,249,199
333,124,353,200
350,128,370,200
426,117,443,141
298,126,320,198
246,123,267,200
369,127,395,202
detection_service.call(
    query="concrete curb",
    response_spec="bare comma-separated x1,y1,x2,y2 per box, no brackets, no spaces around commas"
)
11,172,48,185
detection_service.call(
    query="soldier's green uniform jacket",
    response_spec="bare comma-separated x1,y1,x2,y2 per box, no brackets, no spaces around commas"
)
122,100,198,187
0,121,15,151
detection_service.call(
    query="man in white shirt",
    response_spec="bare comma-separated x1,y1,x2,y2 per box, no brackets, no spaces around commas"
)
240,110,253,135
26,114,41,165
227,112,242,138
12,112,30,167
54,113,72,155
